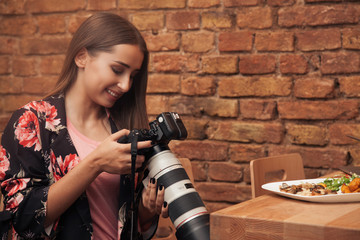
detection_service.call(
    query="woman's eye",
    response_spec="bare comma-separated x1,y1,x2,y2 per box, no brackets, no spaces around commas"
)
111,67,123,75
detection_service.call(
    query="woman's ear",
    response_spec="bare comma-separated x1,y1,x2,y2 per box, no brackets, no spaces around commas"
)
74,48,89,68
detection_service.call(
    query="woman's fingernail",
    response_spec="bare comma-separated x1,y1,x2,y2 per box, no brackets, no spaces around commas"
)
159,185,164,190
151,178,155,184
163,201,167,208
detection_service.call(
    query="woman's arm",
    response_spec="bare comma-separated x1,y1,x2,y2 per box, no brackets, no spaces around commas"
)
45,129,152,225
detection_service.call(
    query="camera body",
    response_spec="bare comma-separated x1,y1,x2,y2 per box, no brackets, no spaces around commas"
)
118,112,188,146
118,112,210,240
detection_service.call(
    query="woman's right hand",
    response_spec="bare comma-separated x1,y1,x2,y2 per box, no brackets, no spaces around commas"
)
87,129,152,175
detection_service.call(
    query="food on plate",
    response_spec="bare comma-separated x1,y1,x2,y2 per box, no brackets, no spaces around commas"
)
323,173,359,193
279,182,337,196
343,177,360,193
279,173,360,196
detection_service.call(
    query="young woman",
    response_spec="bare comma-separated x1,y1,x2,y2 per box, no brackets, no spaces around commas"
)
0,12,167,239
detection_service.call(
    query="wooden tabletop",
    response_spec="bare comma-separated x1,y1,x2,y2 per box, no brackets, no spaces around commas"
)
210,174,360,240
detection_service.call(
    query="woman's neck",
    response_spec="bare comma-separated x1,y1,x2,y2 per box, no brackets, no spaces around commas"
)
65,87,110,141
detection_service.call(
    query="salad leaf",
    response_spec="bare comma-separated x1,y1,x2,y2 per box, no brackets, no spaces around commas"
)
322,173,359,191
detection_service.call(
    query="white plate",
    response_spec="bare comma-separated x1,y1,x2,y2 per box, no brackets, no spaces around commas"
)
261,178,360,203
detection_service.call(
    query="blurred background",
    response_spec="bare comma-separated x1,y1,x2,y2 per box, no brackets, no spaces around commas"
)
0,0,360,212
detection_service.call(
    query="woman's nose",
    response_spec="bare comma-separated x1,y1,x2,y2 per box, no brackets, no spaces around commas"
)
117,76,132,92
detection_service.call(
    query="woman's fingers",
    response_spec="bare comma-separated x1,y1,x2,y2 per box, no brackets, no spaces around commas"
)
161,201,169,218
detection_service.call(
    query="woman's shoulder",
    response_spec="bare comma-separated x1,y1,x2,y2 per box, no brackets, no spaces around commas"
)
6,94,66,129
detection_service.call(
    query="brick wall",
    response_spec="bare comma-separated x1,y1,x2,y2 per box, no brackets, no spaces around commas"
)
1,0,360,212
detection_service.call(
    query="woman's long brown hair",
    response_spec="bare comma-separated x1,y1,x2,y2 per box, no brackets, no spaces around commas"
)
46,12,149,130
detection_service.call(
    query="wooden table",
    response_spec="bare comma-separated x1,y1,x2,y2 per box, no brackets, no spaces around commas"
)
210,175,360,240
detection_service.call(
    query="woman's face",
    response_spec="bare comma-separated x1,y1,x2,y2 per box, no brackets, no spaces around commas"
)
76,44,144,108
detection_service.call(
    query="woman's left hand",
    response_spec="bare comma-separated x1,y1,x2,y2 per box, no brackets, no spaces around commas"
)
139,178,169,230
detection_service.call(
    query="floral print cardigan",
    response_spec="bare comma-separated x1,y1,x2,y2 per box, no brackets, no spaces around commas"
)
0,95,121,239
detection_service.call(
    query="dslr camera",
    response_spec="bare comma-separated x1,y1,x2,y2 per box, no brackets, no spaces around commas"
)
119,112,210,240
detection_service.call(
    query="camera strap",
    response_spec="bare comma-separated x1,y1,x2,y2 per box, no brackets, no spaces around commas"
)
108,117,140,240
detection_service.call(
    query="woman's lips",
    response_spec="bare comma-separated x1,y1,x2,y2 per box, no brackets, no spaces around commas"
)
106,89,120,98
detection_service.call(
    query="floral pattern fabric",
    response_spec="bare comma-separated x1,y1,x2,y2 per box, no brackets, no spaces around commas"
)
0,95,93,240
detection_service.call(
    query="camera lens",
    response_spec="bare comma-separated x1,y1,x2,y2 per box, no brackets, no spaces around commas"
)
145,147,210,240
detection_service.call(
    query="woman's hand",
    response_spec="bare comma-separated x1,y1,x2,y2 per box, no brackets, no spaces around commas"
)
139,178,169,230
88,129,152,175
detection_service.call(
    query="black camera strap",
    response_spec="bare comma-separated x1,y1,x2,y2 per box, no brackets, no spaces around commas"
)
109,117,140,240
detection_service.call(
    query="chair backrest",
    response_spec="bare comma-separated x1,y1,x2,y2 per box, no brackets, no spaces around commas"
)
152,158,194,240
250,153,305,198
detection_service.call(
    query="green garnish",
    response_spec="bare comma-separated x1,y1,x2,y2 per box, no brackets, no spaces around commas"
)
322,173,359,191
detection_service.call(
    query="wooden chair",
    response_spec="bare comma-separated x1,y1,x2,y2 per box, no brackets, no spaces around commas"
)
152,158,194,240
250,153,305,198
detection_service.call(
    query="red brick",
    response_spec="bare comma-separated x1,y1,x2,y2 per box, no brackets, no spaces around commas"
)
0,77,23,94
294,77,334,99
218,31,253,52
338,76,360,97
0,0,26,14
182,32,215,53
119,0,186,9
240,99,277,120
321,52,360,74
36,15,67,34
21,37,72,55
223,0,259,7
26,0,85,13
208,162,243,182
87,0,116,10
268,145,347,168
147,74,180,93
0,16,36,36
2,95,39,112
166,12,200,30
142,32,180,52
239,55,276,74
219,76,291,97
181,76,216,96
305,0,341,2
168,96,238,117
170,140,228,161
280,54,308,74
278,5,358,27
267,0,295,6
196,182,251,202
229,144,265,163
202,12,233,29
278,100,359,120
40,55,66,75
201,56,238,74
131,12,164,31
188,0,220,8
12,57,37,77
68,13,92,34
0,37,18,54
206,121,283,143
286,124,327,146
23,76,57,94
145,95,169,115
152,53,200,73
181,117,209,140
329,123,360,145
342,28,360,50
0,56,10,75
255,31,294,52
296,29,341,51
237,7,273,29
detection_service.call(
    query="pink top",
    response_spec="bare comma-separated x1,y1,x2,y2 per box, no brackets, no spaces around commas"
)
67,119,121,240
